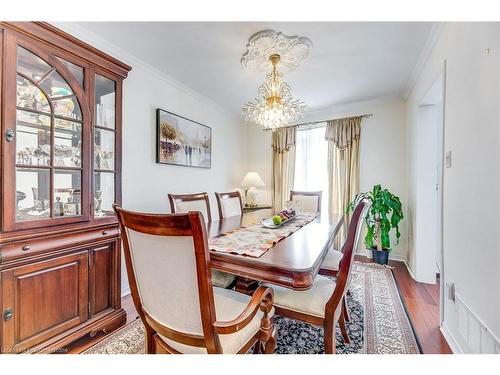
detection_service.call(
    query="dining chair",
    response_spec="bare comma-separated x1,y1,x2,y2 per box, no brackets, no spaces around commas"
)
290,190,322,213
291,190,351,320
318,216,350,323
168,192,212,222
215,191,244,219
262,199,369,353
114,205,276,354
168,192,235,289
319,215,346,277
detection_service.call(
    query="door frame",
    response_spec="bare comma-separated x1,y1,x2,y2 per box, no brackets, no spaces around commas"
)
417,61,446,324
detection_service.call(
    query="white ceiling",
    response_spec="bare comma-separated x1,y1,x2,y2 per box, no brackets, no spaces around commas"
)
75,22,434,115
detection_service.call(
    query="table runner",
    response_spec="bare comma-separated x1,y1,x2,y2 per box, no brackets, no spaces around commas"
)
208,213,318,258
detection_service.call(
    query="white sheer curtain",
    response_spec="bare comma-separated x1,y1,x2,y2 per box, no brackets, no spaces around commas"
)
293,125,329,212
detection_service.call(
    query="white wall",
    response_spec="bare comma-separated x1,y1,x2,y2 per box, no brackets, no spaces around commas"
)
55,23,247,296
120,67,246,215
406,22,500,352
245,96,408,259
246,125,273,205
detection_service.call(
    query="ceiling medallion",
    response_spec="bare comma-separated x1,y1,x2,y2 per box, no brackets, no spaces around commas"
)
242,30,311,131
241,30,313,73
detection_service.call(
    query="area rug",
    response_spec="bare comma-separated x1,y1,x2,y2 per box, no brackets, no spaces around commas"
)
83,262,420,354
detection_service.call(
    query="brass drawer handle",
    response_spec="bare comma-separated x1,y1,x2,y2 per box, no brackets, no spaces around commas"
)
22,245,31,251
4,308,13,321
5,128,14,142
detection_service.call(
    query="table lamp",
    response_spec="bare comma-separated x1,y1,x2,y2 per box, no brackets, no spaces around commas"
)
240,172,265,207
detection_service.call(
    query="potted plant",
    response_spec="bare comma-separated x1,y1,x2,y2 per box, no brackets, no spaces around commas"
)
347,184,403,265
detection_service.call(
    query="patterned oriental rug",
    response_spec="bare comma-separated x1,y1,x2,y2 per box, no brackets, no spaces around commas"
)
84,262,420,354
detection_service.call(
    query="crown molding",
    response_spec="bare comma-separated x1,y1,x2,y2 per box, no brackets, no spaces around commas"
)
403,22,446,99
51,22,240,124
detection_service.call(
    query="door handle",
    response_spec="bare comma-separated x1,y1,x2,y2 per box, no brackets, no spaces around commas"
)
3,308,13,321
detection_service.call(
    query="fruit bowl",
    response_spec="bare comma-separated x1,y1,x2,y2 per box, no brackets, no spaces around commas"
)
260,209,297,229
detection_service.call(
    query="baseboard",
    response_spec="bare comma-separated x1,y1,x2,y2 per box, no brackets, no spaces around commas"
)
121,286,131,298
440,322,463,354
388,253,407,262
403,259,416,280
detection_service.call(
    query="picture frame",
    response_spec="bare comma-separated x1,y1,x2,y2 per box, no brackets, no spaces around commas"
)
156,108,212,168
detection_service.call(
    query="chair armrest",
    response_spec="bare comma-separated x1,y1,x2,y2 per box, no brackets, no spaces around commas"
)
213,286,274,335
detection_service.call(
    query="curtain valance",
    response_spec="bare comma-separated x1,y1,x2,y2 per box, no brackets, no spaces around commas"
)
325,116,361,150
272,126,297,153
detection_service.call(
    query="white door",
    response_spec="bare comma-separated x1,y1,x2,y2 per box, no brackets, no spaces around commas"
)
416,73,445,284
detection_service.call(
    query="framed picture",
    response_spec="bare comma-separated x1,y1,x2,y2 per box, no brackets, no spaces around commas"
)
156,108,212,168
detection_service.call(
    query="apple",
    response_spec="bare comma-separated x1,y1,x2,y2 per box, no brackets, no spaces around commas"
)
272,215,282,225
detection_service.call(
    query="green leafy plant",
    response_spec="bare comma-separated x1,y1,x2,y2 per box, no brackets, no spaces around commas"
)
347,184,403,251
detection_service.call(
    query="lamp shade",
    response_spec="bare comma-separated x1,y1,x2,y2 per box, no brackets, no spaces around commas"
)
241,172,265,187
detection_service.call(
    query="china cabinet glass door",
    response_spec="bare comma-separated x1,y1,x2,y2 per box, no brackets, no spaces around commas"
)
10,42,89,228
93,73,117,218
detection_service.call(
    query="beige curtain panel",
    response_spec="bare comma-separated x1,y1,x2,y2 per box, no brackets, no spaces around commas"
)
272,127,297,211
325,116,362,247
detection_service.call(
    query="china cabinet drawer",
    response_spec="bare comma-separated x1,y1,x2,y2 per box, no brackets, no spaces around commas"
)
0,226,119,264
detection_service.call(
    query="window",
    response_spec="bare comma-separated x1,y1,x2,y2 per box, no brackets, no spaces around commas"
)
293,124,329,212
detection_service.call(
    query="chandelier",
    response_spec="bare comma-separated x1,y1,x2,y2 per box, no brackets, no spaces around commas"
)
242,54,306,130
240,30,311,131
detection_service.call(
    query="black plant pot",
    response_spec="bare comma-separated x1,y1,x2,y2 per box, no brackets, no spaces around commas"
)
371,247,389,265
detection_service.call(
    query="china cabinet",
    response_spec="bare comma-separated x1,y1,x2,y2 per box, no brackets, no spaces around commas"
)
0,22,131,353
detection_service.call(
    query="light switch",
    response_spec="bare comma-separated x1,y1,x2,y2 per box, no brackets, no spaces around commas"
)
446,281,455,301
445,150,452,168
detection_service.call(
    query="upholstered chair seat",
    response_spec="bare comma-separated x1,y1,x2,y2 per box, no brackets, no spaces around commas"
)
160,287,275,354
263,275,335,318
320,249,343,272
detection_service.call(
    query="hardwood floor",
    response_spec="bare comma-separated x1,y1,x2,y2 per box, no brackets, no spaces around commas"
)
388,260,452,354
64,257,452,354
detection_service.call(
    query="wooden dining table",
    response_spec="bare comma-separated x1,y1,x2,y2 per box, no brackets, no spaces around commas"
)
207,209,343,291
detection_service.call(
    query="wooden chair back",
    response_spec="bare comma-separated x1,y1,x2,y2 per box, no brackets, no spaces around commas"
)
290,190,322,213
215,191,244,219
326,199,369,315
168,192,212,222
114,205,222,353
